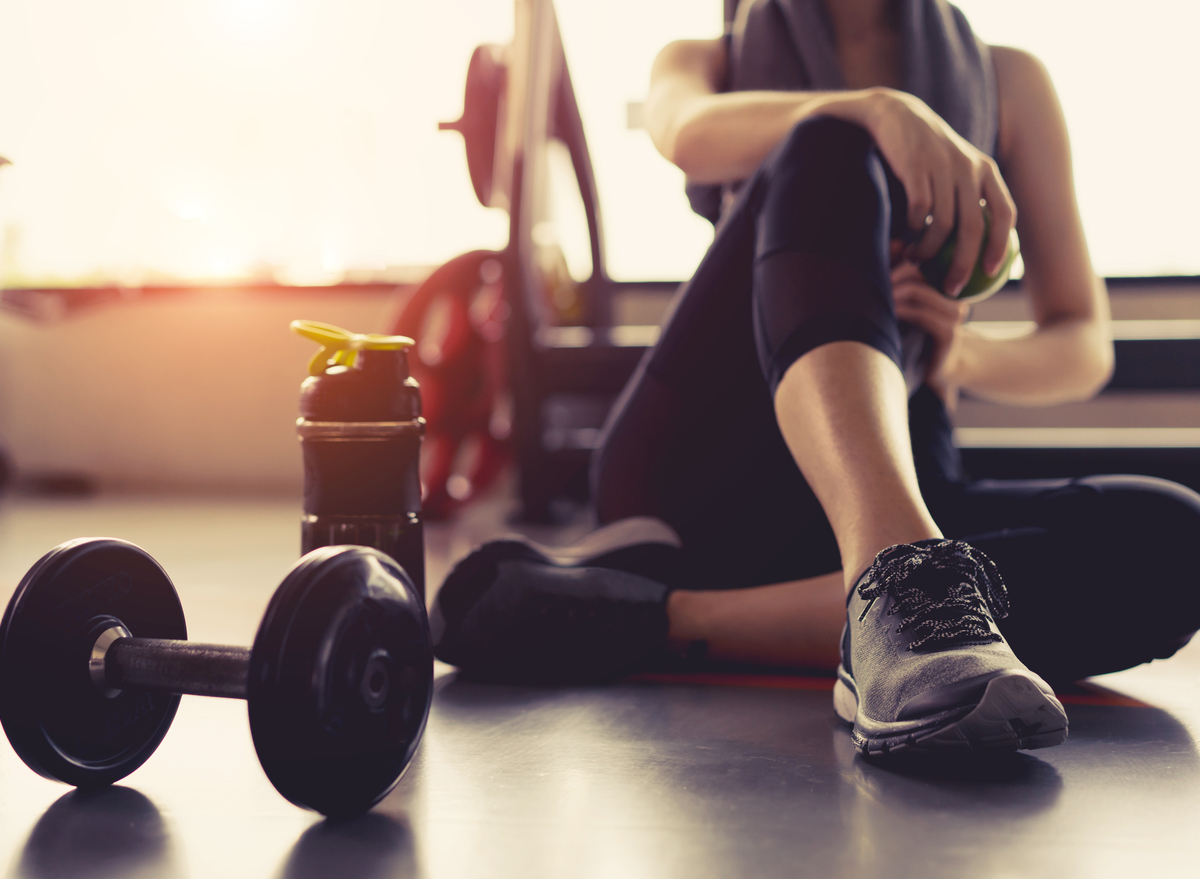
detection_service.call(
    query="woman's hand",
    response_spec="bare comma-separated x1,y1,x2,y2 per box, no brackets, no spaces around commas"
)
891,260,971,406
865,88,1016,299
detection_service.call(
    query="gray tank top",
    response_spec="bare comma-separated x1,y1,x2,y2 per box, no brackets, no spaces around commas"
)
688,0,999,223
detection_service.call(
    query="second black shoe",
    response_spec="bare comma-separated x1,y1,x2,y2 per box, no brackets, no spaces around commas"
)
431,517,681,683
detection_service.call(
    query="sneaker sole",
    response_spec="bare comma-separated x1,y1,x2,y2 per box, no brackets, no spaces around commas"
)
834,670,1068,756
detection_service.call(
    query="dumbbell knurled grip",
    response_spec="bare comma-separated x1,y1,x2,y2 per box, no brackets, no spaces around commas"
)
106,638,251,700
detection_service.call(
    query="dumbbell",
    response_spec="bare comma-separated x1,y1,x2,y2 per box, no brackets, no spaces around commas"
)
0,538,433,818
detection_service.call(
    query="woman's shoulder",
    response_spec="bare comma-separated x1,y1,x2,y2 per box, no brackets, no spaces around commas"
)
989,46,1061,162
990,45,1051,86
990,45,1058,110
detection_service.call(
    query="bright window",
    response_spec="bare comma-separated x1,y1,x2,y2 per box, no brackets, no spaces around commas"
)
562,0,1200,281
0,1,1196,286
0,0,513,286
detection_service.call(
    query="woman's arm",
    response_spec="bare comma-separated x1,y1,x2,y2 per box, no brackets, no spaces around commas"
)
646,38,1017,297
896,47,1112,407
645,38,875,184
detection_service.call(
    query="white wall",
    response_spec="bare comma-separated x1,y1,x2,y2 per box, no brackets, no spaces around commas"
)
0,287,400,492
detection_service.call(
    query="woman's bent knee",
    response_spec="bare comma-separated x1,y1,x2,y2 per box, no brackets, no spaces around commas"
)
773,116,875,166
1074,473,1200,515
757,118,887,243
750,117,903,391
1066,474,1200,553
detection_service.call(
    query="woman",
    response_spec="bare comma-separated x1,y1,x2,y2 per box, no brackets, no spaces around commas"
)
431,0,1200,756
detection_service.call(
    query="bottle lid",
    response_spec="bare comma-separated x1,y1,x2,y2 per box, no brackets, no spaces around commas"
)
291,320,415,376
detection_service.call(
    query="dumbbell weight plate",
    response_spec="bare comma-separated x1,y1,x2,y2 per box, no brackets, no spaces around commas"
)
0,539,186,786
248,546,432,817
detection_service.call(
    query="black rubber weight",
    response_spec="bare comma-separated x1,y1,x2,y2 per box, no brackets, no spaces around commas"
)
0,539,186,787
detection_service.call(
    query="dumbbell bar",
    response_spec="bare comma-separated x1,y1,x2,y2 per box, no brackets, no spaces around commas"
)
92,633,250,699
0,538,433,818
93,632,395,709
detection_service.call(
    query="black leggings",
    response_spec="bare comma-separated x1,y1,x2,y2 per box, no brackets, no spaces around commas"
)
591,117,1200,683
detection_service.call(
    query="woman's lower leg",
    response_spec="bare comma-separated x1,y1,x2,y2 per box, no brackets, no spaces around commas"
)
773,340,942,591
666,571,845,668
662,341,944,666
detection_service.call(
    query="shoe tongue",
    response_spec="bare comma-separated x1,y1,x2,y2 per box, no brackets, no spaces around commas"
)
905,569,958,601
891,541,974,601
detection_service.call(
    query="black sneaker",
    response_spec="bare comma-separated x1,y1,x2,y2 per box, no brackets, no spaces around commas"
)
430,517,681,683
834,539,1068,755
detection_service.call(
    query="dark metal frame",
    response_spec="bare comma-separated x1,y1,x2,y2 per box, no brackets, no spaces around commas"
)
502,0,648,518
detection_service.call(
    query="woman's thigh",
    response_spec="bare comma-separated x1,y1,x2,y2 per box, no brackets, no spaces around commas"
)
940,474,1200,682
589,201,820,589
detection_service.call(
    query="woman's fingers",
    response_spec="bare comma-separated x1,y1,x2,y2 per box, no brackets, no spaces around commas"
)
890,261,923,284
904,169,934,233
907,161,1010,294
893,280,970,337
872,93,1016,280
913,162,956,261
944,182,986,297
981,168,1017,275
894,297,963,332
894,280,970,402
894,278,969,313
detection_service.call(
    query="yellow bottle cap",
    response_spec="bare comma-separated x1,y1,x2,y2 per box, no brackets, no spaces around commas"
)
290,320,415,376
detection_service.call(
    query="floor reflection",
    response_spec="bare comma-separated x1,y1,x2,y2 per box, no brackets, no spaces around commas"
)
1060,701,1200,790
1066,700,1199,753
11,787,178,879
830,697,1200,877
277,813,419,879
424,677,1200,878
836,734,1064,813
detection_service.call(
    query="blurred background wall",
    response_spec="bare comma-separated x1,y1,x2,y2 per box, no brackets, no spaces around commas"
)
0,286,399,492
0,0,1196,493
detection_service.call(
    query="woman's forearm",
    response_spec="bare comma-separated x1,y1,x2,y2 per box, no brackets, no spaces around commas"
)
955,317,1114,406
959,47,1113,408
648,86,884,184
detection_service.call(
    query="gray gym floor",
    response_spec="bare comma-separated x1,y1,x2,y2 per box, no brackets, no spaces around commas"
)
0,490,1198,878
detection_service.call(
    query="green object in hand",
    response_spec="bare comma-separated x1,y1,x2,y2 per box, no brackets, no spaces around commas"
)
919,210,1020,302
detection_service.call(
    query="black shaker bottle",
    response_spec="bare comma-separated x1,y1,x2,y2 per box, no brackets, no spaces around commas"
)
291,320,425,597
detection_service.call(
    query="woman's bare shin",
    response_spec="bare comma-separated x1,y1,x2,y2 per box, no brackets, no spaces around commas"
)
774,341,941,590
666,571,846,669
